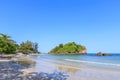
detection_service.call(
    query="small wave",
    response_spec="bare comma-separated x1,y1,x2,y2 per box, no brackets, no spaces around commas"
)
65,59,120,67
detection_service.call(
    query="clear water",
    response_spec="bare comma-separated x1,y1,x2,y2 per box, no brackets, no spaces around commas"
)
27,53,120,80
29,53,120,70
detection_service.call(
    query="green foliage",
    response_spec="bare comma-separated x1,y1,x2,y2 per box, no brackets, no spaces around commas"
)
0,33,39,54
0,33,18,54
19,41,38,53
32,42,38,53
50,42,86,54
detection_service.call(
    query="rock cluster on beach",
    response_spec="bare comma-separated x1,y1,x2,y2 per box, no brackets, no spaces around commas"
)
0,62,68,80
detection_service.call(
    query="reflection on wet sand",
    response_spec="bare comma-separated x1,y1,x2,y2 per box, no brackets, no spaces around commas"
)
15,57,120,80
12,58,36,68
56,64,80,73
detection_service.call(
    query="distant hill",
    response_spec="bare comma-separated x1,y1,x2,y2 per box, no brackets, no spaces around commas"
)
49,42,87,54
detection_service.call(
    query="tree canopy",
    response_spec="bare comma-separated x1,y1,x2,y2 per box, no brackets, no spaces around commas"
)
19,41,38,54
49,42,87,54
0,33,18,54
0,33,39,54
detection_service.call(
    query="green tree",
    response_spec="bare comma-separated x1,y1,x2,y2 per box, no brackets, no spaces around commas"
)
19,41,38,54
0,33,18,54
50,42,87,54
32,42,39,53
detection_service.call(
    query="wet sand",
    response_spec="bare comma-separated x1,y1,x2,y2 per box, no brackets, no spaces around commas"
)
1,57,120,80
0,60,68,80
30,59,120,80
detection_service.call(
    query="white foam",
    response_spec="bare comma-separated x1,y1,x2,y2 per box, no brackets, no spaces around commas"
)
65,59,120,67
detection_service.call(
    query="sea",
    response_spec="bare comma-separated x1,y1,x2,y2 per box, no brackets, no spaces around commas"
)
27,53,120,80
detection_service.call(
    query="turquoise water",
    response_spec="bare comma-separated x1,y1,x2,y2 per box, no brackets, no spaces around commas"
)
29,53,120,70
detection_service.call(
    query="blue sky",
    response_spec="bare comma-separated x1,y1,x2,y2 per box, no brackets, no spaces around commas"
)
0,0,120,53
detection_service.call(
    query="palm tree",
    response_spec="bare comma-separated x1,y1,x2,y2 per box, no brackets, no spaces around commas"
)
0,33,18,54
0,33,11,40
0,33,15,43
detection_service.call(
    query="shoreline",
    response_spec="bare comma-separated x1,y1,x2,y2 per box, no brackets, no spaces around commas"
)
0,60,68,80
33,58,120,73
27,57,120,80
1,54,120,80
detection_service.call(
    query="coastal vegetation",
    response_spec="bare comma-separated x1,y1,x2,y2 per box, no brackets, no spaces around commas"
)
0,33,18,54
50,42,87,54
0,33,39,54
0,33,87,55
19,41,38,54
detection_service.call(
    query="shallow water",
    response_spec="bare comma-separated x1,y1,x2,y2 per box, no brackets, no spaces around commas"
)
26,54,120,80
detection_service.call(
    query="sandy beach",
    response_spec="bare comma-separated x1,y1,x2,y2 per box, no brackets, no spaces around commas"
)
0,55,120,80
29,58,120,80
0,60,68,80
0,60,11,62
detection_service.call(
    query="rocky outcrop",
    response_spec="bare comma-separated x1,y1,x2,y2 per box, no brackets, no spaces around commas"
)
97,52,111,56
78,50,87,54
97,52,102,56
16,53,25,56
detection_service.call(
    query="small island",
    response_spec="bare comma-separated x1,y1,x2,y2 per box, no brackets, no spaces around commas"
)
49,42,87,54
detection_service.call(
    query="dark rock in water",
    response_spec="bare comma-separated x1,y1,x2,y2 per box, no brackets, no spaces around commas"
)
102,53,109,56
97,52,103,56
97,52,112,56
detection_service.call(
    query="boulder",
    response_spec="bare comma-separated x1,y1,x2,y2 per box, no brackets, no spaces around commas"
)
97,52,102,56
78,50,87,54
16,53,24,56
